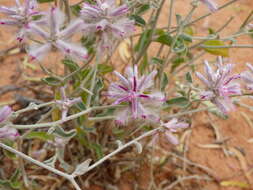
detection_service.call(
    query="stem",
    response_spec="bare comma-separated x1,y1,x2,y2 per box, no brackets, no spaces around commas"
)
86,56,99,108
11,105,122,129
200,44,253,48
0,143,82,190
83,127,161,174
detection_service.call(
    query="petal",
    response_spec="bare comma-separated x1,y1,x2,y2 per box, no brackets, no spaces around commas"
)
204,60,215,83
29,23,50,39
49,7,65,35
138,70,157,91
109,18,135,38
212,97,234,114
131,97,138,119
165,132,179,145
0,6,17,15
0,126,19,141
59,19,84,39
109,4,129,16
0,106,12,123
0,19,19,25
96,19,109,31
28,43,52,61
113,70,131,89
196,72,210,87
200,0,218,12
115,107,131,125
55,40,88,60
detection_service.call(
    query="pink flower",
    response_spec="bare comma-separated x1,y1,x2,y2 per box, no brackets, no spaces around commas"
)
55,86,82,121
200,0,218,12
28,7,88,61
0,106,19,140
151,119,189,145
80,0,135,55
0,0,44,42
196,57,241,114
107,65,165,125
241,63,253,90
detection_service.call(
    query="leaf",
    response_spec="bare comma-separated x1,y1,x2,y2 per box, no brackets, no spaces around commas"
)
151,57,164,65
139,53,148,74
25,131,54,141
161,72,169,91
220,181,250,188
155,33,173,46
37,0,54,3
185,72,192,83
42,77,62,86
53,126,77,139
71,4,81,16
90,143,104,159
166,97,189,107
130,15,146,26
62,59,79,72
135,29,153,52
133,141,142,154
136,4,150,15
72,159,92,177
203,40,229,57
98,64,113,74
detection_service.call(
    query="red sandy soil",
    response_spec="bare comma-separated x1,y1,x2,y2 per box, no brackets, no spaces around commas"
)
0,0,253,190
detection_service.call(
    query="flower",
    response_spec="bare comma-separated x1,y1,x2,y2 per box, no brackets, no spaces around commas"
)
28,7,88,61
107,65,165,125
80,0,135,55
0,0,44,42
0,106,19,140
55,86,82,121
241,63,253,90
196,57,241,114
200,0,218,12
151,119,189,145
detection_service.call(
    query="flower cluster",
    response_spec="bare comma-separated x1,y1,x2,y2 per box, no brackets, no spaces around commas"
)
151,119,189,145
0,0,44,42
107,65,165,125
80,0,135,55
28,7,87,61
0,106,19,140
196,57,241,114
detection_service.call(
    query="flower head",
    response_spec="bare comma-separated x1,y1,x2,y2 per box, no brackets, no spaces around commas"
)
107,65,165,125
55,86,82,121
80,0,135,55
0,106,19,140
241,63,253,90
28,7,88,61
196,57,241,114
151,119,189,145
0,0,44,42
200,0,218,12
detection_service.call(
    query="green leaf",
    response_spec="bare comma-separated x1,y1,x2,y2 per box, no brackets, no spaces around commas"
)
130,15,146,26
42,77,62,86
62,59,79,72
161,72,169,91
171,56,185,72
135,29,153,52
53,126,77,139
136,4,150,15
71,4,81,16
155,33,173,46
166,97,189,107
37,0,54,3
185,72,192,83
25,131,54,141
151,57,164,65
139,53,148,74
203,40,229,57
98,64,113,74
90,143,104,159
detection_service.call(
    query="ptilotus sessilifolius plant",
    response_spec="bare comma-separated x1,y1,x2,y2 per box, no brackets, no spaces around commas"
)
0,0,252,189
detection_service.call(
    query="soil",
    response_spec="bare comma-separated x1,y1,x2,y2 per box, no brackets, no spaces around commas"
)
0,0,253,190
